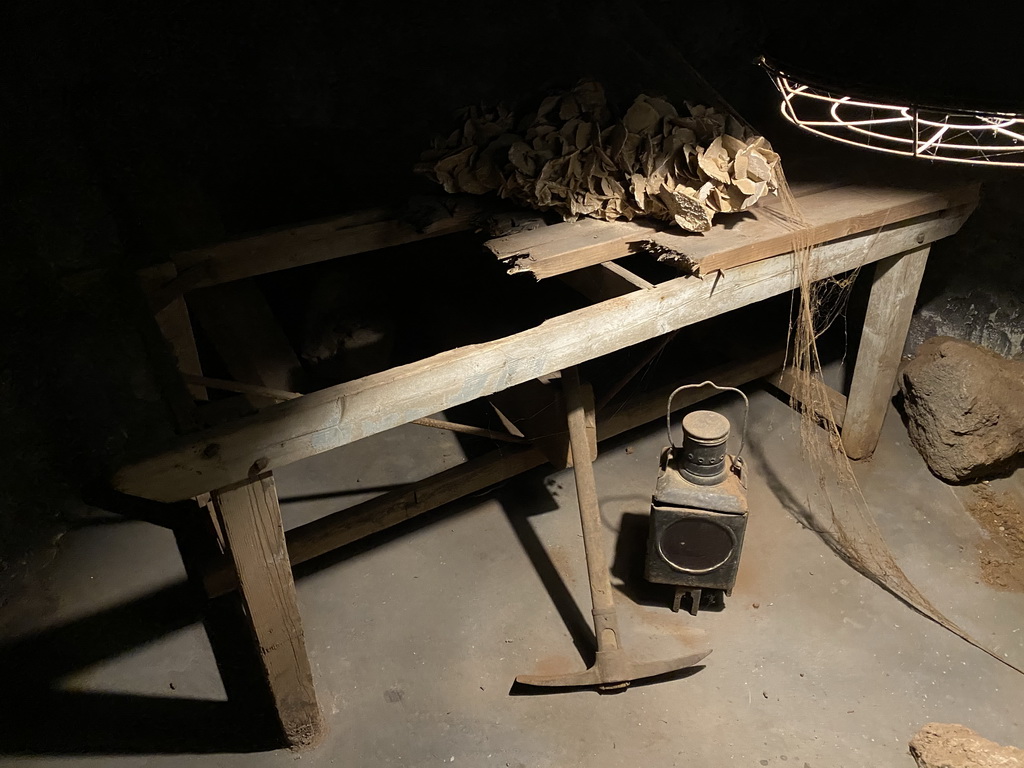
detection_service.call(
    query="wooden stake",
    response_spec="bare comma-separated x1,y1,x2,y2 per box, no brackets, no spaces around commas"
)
842,245,931,459
212,473,324,748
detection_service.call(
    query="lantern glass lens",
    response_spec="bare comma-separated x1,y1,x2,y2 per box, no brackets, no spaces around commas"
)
660,518,734,573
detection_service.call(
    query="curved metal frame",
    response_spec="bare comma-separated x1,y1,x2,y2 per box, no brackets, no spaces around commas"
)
759,58,1024,167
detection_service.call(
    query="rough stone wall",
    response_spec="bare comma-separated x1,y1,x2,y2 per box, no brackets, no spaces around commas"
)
907,179,1024,360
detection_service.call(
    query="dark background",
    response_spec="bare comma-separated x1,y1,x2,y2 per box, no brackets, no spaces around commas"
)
2,1,1023,593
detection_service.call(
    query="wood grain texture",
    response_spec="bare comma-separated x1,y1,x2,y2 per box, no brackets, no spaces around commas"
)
169,199,482,293
561,368,615,613
766,368,848,427
488,183,978,280
842,245,931,459
114,205,972,503
203,347,788,597
212,473,324,748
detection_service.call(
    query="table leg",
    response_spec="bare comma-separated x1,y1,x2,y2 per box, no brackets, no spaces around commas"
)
843,245,930,460
212,472,324,748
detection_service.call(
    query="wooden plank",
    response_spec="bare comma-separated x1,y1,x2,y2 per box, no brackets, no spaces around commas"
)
113,204,972,503
765,367,848,427
125,270,201,434
156,298,207,400
558,261,653,302
139,262,208,401
168,199,483,294
490,182,978,281
411,416,527,444
188,279,305,408
184,375,301,402
479,179,853,259
496,218,654,279
602,261,655,290
212,473,324,748
204,347,788,597
842,245,931,460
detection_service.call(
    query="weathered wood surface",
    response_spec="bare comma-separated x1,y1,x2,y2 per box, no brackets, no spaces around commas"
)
155,297,207,401
130,268,202,434
410,416,527,444
115,205,971,502
212,473,324,748
842,245,931,459
114,204,971,503
167,198,483,294
203,347,788,597
765,368,849,427
487,183,978,280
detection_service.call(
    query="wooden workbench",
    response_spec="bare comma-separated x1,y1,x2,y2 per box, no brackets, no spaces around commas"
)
112,176,978,748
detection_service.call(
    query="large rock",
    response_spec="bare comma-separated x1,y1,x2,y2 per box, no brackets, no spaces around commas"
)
910,723,1024,768
899,336,1024,482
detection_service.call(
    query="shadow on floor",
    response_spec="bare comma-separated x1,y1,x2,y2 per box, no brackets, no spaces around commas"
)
497,473,597,666
507,663,706,696
0,582,281,756
610,511,676,608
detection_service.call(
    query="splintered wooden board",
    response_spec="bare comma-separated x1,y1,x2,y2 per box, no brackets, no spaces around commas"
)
485,181,979,280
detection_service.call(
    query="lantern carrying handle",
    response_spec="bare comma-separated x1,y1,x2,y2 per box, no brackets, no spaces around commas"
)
666,381,749,458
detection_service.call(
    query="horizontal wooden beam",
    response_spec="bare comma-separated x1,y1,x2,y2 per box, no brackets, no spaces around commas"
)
204,347,787,597
489,183,978,281
113,204,972,503
166,199,484,295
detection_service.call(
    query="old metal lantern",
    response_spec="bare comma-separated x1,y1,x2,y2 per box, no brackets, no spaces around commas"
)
645,382,750,614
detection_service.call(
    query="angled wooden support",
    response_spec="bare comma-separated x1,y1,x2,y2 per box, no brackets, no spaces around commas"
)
212,472,324,749
202,347,787,599
558,261,654,302
842,245,931,459
765,367,848,428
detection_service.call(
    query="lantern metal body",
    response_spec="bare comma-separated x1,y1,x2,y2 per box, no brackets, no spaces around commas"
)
645,383,749,614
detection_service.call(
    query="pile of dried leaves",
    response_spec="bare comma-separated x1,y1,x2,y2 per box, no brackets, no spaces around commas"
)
417,81,780,232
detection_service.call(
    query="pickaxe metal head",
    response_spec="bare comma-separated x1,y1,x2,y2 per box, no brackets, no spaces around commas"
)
516,646,711,692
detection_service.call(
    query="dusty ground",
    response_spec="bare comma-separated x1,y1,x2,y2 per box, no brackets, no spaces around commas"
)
965,486,1024,592
2,391,1022,767
910,722,1024,768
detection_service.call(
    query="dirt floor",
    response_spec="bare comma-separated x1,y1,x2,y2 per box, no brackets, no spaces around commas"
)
965,486,1024,592
1,388,1022,767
